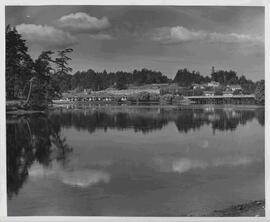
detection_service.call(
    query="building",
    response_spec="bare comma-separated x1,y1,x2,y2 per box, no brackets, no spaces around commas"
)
159,85,184,95
207,81,220,88
226,84,242,92
83,89,92,95
204,91,215,97
192,83,206,90
223,90,233,96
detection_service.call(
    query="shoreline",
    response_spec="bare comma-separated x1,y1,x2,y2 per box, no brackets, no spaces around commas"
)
6,109,46,116
207,200,265,217
6,103,264,115
52,103,264,109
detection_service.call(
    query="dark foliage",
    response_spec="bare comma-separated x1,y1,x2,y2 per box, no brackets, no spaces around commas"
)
174,68,208,86
69,68,170,92
6,25,34,99
255,80,265,104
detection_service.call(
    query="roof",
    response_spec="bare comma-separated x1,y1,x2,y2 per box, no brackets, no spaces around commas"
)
227,84,242,88
62,92,114,98
208,81,219,84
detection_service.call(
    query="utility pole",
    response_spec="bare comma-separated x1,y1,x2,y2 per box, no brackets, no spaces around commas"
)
211,66,215,75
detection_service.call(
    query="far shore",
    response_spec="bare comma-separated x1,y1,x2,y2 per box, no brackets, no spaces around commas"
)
6,102,265,116
51,103,265,110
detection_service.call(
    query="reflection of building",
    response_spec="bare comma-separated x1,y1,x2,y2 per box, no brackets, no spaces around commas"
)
223,108,241,118
203,106,215,112
208,114,221,121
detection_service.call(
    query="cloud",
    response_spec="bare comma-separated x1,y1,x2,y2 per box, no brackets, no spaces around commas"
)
209,32,263,43
152,26,207,44
152,26,263,45
60,170,110,187
201,140,209,149
16,23,78,49
212,155,253,167
28,161,111,188
89,33,113,40
28,161,57,177
172,158,208,174
154,154,260,175
57,12,110,33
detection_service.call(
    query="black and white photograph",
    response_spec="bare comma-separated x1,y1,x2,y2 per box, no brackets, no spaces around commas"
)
1,0,269,220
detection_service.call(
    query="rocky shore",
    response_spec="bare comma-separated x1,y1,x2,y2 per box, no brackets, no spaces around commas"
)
208,200,265,217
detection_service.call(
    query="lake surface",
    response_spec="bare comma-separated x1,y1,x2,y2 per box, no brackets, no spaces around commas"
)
7,105,265,216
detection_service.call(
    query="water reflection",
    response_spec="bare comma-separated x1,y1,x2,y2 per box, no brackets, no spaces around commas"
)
28,161,111,188
6,115,72,199
49,106,264,133
7,106,265,206
154,155,259,174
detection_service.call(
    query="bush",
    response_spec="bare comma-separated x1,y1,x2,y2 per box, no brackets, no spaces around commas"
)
214,89,223,95
233,89,242,95
138,92,150,101
255,80,265,104
149,93,160,101
160,94,173,104
193,88,203,96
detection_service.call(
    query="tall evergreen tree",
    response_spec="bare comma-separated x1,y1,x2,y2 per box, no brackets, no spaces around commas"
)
28,51,56,109
6,25,33,99
53,48,73,93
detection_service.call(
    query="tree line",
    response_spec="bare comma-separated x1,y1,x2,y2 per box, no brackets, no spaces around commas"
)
173,68,262,95
48,67,263,95
66,68,170,91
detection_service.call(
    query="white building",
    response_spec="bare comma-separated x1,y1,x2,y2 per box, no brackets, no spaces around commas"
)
204,91,215,96
207,81,220,88
192,83,206,90
226,84,242,92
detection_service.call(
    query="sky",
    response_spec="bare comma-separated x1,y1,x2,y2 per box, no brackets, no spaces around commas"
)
5,6,265,80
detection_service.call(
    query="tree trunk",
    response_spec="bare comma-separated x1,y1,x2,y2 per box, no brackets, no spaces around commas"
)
23,77,35,106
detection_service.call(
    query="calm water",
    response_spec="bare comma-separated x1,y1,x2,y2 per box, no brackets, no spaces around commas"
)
7,105,265,216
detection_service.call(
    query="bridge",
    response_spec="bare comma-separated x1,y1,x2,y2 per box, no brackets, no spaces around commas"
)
185,94,255,104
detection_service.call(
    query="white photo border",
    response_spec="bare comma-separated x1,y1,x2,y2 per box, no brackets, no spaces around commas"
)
0,0,269,221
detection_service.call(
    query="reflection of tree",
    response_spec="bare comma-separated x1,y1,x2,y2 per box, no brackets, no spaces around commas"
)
6,114,72,199
49,108,261,135
174,109,210,133
7,119,34,199
255,108,265,126
211,109,255,132
49,110,169,134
